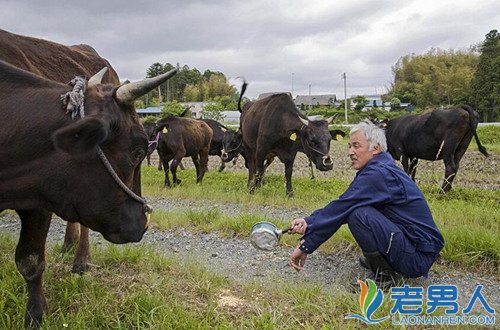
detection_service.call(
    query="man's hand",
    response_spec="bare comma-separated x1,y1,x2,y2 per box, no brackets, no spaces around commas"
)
290,244,308,272
290,218,307,234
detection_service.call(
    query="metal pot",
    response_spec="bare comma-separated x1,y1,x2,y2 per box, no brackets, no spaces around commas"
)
250,221,290,251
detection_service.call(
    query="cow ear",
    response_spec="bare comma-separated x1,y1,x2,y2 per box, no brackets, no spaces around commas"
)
157,123,169,134
286,128,301,141
52,117,108,154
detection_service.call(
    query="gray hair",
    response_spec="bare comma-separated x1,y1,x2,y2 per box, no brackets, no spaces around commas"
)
350,119,387,152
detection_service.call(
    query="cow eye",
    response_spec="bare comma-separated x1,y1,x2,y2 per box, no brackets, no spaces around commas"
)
132,148,145,162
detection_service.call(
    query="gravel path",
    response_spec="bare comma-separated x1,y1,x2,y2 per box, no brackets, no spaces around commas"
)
1,196,499,311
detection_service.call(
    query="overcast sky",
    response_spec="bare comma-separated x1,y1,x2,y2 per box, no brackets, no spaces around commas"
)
1,0,498,99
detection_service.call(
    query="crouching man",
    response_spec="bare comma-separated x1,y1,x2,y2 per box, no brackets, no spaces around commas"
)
289,119,444,288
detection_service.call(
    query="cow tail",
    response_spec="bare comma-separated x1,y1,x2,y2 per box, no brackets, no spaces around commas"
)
237,80,248,113
462,105,489,157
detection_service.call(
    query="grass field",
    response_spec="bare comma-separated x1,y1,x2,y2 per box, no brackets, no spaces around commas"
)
1,129,498,328
0,233,488,330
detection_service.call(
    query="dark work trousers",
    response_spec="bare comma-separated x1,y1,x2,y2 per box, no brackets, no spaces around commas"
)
347,206,438,278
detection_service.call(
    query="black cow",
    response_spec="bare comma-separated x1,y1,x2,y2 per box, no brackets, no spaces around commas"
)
385,105,488,192
144,121,161,168
0,29,125,276
155,117,213,186
0,59,177,327
238,83,334,197
198,118,233,172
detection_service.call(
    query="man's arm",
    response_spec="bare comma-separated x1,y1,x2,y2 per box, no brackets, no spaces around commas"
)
300,167,391,254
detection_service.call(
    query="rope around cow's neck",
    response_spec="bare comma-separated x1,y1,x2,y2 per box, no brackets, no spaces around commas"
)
148,132,160,148
61,77,152,214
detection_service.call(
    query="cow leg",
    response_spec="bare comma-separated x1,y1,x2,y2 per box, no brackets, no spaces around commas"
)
191,155,201,181
71,226,90,274
157,152,163,171
171,154,184,185
254,151,268,188
246,154,257,193
218,158,226,172
61,222,80,253
309,160,315,179
162,157,172,187
15,209,51,329
284,159,295,197
442,155,458,193
146,154,152,166
198,148,210,183
401,155,410,175
408,158,419,181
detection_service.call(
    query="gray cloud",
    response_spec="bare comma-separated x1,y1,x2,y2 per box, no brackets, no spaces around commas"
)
1,0,498,99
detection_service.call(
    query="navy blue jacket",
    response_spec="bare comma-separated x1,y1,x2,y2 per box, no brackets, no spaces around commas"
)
300,152,444,254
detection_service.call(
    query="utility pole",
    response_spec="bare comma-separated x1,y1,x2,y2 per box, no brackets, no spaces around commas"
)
342,73,348,123
308,84,312,112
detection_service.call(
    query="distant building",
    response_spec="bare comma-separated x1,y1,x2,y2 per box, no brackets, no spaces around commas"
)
136,106,162,117
136,102,209,118
294,94,337,108
351,94,391,111
182,102,208,118
221,111,240,124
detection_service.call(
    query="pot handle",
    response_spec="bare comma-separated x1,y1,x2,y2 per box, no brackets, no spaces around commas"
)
281,228,291,234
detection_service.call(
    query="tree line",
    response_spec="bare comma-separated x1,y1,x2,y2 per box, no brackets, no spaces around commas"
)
135,29,499,122
388,29,499,122
134,63,240,111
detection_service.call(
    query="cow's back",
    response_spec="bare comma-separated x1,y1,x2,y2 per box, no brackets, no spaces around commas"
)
386,108,475,161
161,117,213,156
241,93,298,149
0,29,119,85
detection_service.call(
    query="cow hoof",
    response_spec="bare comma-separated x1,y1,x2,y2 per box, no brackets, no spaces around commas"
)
71,263,89,275
287,192,294,198
173,179,182,185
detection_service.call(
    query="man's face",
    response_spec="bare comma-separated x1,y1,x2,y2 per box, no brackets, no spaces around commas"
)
348,130,380,170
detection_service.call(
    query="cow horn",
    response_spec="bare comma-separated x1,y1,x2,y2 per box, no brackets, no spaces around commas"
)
88,67,108,87
115,68,178,103
298,116,309,126
326,116,335,124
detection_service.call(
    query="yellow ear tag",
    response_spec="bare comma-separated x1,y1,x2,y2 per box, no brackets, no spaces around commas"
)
162,127,168,134
289,132,297,141
336,134,343,141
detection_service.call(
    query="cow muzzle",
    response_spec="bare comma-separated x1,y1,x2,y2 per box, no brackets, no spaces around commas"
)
221,149,229,161
322,155,333,167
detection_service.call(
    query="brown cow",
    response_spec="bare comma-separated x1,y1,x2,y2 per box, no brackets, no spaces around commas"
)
238,83,334,197
0,28,121,275
155,117,213,186
0,57,177,327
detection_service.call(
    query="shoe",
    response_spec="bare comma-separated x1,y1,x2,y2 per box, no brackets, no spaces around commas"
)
359,256,370,270
351,251,403,291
